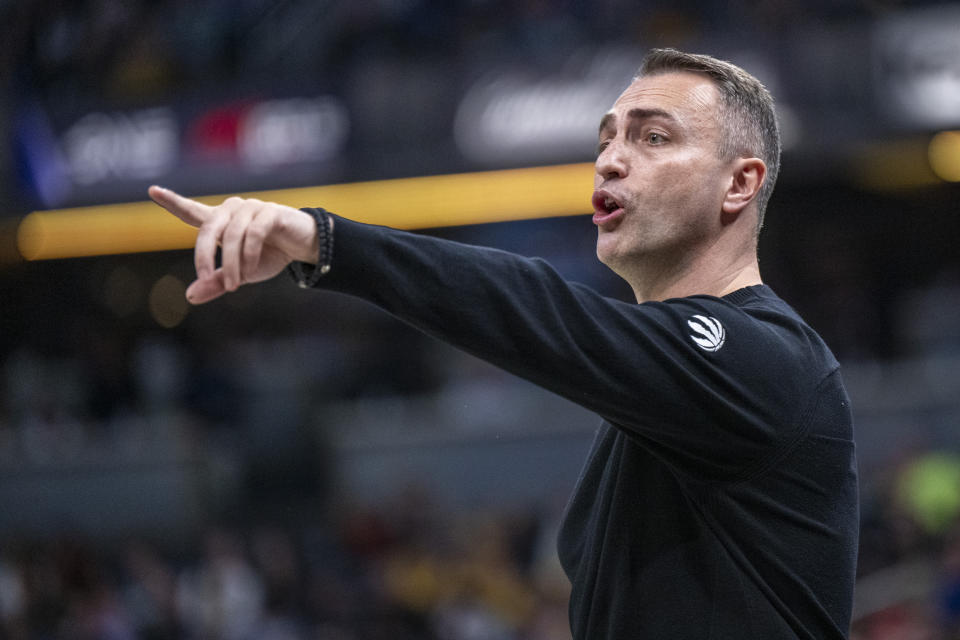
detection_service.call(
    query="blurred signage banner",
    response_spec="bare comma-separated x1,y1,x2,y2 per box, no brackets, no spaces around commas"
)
455,75,624,164
873,5,960,128
187,97,350,171
16,95,350,208
454,49,639,165
11,44,819,212
64,108,178,186
237,97,349,170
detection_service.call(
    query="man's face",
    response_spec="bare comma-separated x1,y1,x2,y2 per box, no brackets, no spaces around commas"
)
593,71,734,275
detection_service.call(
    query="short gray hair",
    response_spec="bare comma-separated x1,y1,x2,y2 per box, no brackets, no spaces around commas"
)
638,48,781,231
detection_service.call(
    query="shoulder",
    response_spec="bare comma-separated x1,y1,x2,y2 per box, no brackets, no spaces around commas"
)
642,285,839,384
606,285,846,477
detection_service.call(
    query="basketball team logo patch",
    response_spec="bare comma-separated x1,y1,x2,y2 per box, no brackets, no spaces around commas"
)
688,315,725,352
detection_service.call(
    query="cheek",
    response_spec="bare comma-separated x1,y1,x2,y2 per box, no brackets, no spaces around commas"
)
659,160,722,208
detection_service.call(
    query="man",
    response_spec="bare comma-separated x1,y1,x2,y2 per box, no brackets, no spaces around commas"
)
149,49,858,639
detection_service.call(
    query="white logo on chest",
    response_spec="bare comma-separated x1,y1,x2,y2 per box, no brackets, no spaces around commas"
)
688,315,726,352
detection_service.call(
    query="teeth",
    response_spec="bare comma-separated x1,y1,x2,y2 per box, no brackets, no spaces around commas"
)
604,197,616,210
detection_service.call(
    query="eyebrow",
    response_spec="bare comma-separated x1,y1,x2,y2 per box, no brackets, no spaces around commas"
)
598,108,677,137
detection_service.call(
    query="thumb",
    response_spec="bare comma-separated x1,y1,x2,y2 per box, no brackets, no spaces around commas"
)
149,186,211,227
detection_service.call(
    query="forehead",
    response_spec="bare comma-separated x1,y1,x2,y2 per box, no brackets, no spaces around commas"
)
603,71,721,131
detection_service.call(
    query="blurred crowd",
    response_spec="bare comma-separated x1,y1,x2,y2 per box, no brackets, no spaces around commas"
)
0,258,572,639
0,496,570,640
0,306,569,639
853,450,960,640
3,428,960,639
2,0,939,105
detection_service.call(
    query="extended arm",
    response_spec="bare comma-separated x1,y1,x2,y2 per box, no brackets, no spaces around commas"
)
150,188,820,478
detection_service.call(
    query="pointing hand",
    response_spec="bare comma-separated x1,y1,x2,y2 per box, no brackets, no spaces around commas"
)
148,186,319,304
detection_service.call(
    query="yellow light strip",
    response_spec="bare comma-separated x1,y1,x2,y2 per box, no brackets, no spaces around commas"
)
16,163,595,261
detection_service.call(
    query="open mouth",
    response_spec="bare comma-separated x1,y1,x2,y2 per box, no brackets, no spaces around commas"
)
592,190,624,226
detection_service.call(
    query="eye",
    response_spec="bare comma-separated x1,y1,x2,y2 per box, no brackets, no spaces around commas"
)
596,140,611,156
647,132,666,145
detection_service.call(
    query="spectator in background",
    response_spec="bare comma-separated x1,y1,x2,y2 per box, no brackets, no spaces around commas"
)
176,527,264,640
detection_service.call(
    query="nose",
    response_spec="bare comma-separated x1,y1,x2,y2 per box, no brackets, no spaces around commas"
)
595,140,628,181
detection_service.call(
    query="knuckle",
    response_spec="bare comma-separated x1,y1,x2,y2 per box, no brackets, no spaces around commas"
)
237,199,263,220
245,223,265,241
221,222,240,241
208,209,232,229
197,224,218,242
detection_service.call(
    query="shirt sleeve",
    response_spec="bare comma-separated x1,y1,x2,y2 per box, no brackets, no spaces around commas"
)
307,213,836,480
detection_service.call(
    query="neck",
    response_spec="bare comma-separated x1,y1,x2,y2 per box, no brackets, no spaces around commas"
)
625,246,762,303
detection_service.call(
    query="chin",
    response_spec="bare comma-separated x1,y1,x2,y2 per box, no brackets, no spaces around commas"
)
596,231,631,267
596,243,626,275
595,239,614,268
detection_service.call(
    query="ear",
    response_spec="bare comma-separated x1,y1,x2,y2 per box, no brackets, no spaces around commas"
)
721,158,766,220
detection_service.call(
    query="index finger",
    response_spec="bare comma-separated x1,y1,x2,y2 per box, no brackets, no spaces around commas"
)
148,186,212,227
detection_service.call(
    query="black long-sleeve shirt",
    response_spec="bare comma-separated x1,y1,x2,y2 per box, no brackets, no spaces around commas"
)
305,212,859,639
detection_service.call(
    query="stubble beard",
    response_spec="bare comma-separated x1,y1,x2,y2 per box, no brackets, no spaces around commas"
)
597,199,708,294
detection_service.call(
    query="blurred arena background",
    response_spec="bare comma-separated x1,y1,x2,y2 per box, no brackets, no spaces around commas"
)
1,1,960,638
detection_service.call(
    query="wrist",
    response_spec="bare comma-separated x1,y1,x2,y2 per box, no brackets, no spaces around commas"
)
288,208,334,288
